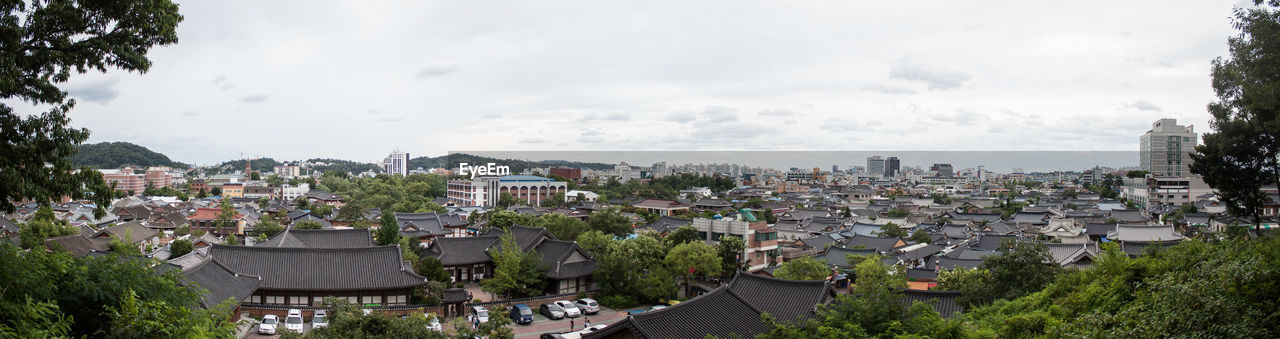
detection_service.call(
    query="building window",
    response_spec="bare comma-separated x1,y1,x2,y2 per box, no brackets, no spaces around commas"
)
361,296,381,305
346,296,359,303
386,295,407,305
251,295,263,304
266,296,285,305
289,296,307,305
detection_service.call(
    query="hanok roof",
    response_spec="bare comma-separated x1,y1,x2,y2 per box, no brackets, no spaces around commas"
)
93,221,159,244
843,235,905,254
483,224,553,251
934,257,984,270
1045,242,1099,266
0,217,18,234
255,228,372,248
1085,223,1117,237
948,212,1002,223
632,199,689,209
1109,225,1185,243
208,244,427,291
642,216,692,234
692,198,732,208
899,289,964,318
1108,209,1147,223
422,236,501,266
815,247,878,268
181,259,262,308
1011,212,1047,225
897,244,944,261
44,234,109,257
848,222,882,237
971,234,1017,251
534,239,597,279
587,273,833,339
306,190,343,201
395,212,451,238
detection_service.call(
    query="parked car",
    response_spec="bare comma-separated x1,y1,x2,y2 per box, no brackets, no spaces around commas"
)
258,315,278,335
284,309,305,333
426,313,442,331
312,310,329,329
510,304,534,324
470,306,490,323
554,300,581,318
575,298,600,314
648,305,668,312
540,302,566,319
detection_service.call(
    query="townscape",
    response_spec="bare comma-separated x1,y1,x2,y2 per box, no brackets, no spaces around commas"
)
3,1,1280,338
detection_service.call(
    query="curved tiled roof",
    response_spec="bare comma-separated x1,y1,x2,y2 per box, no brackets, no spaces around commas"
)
424,236,500,266
209,244,427,291
256,228,372,248
899,289,964,318
181,259,262,308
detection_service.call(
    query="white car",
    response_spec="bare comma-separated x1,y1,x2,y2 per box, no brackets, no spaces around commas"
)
470,306,490,323
575,298,600,314
284,309,305,333
258,315,278,335
426,313,442,331
554,300,582,318
312,310,329,329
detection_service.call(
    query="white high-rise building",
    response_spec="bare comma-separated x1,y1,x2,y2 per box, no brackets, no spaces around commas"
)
867,156,885,176
383,150,409,176
1140,118,1196,177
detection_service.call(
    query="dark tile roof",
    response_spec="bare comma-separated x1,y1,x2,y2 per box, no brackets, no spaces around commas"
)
209,244,427,291
483,224,553,251
442,288,470,303
255,228,372,248
588,272,832,339
972,234,1017,251
934,257,984,270
897,244,944,261
422,236,500,266
815,247,877,269
948,212,1002,223
1085,223,1117,237
44,234,108,257
642,216,691,234
534,239,597,279
396,212,452,237
899,289,964,318
1108,209,1147,223
94,221,159,244
181,259,262,308
844,235,903,254
905,268,938,281
0,217,17,234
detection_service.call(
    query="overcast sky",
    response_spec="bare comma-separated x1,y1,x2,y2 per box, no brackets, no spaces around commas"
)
6,1,1252,166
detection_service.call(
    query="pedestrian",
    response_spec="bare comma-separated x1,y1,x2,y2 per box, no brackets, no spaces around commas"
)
569,318,575,331
584,317,590,329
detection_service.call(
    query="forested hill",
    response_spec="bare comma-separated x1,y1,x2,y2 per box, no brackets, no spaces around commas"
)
72,142,187,169
307,158,380,174
408,153,614,173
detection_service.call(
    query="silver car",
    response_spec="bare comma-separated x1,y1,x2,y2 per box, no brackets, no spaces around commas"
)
575,298,600,314
554,300,581,317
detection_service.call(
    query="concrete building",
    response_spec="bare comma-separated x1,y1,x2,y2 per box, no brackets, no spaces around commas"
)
382,150,409,177
867,156,885,176
1140,118,1196,177
930,163,954,177
273,165,301,178
281,184,310,201
101,167,145,195
690,218,779,271
446,175,568,207
886,157,901,178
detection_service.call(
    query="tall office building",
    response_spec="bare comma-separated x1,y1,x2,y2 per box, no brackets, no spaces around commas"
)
930,163,954,177
383,149,409,176
1140,119,1196,176
867,156,885,176
886,157,901,178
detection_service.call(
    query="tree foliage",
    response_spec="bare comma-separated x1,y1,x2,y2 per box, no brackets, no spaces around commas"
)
0,0,182,216
594,232,675,307
588,207,633,237
773,256,829,281
304,297,445,338
168,238,192,258
481,234,545,298
664,241,722,296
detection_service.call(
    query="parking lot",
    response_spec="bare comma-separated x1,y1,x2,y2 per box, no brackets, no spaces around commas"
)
238,305,642,338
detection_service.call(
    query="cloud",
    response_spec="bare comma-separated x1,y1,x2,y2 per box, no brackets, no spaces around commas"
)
1125,100,1163,111
664,112,696,123
758,108,795,116
581,130,602,136
240,94,269,103
783,120,797,125
181,111,198,117
931,109,989,124
415,61,458,78
819,119,860,132
700,106,738,122
582,112,630,121
889,62,972,90
67,78,121,104
377,116,404,122
519,138,547,144
863,84,917,94
211,75,232,91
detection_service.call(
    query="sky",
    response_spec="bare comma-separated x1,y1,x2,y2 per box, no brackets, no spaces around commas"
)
5,1,1253,167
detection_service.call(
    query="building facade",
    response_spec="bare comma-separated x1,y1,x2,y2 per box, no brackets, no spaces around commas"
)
382,150,409,177
446,175,568,207
1140,118,1196,177
867,156,885,176
886,157,901,178
690,218,779,271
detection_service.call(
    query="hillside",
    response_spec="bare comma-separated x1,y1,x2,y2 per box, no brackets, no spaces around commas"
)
307,158,380,174
72,142,187,169
408,153,614,173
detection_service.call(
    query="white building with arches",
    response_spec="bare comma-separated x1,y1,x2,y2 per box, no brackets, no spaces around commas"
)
447,175,568,207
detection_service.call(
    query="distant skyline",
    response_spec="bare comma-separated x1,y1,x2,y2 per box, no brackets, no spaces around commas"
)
1,1,1249,165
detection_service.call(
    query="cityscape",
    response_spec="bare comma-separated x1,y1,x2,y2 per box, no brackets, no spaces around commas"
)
2,1,1279,339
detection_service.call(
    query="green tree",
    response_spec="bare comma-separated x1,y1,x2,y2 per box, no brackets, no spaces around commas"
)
481,234,545,298
588,208,633,237
909,230,933,245
486,210,535,230
255,220,284,237
715,236,746,274
18,206,77,249
1190,1,1280,230
878,222,907,238
250,172,261,180
336,202,365,223
414,256,450,283
773,256,829,281
536,213,589,241
595,233,674,307
665,241,722,297
0,0,181,217
376,213,399,246
168,239,192,258
210,186,221,196
265,174,285,187
760,256,919,337
663,225,701,249
497,192,518,209
885,208,910,218
307,297,445,338
293,220,323,230
575,230,613,257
